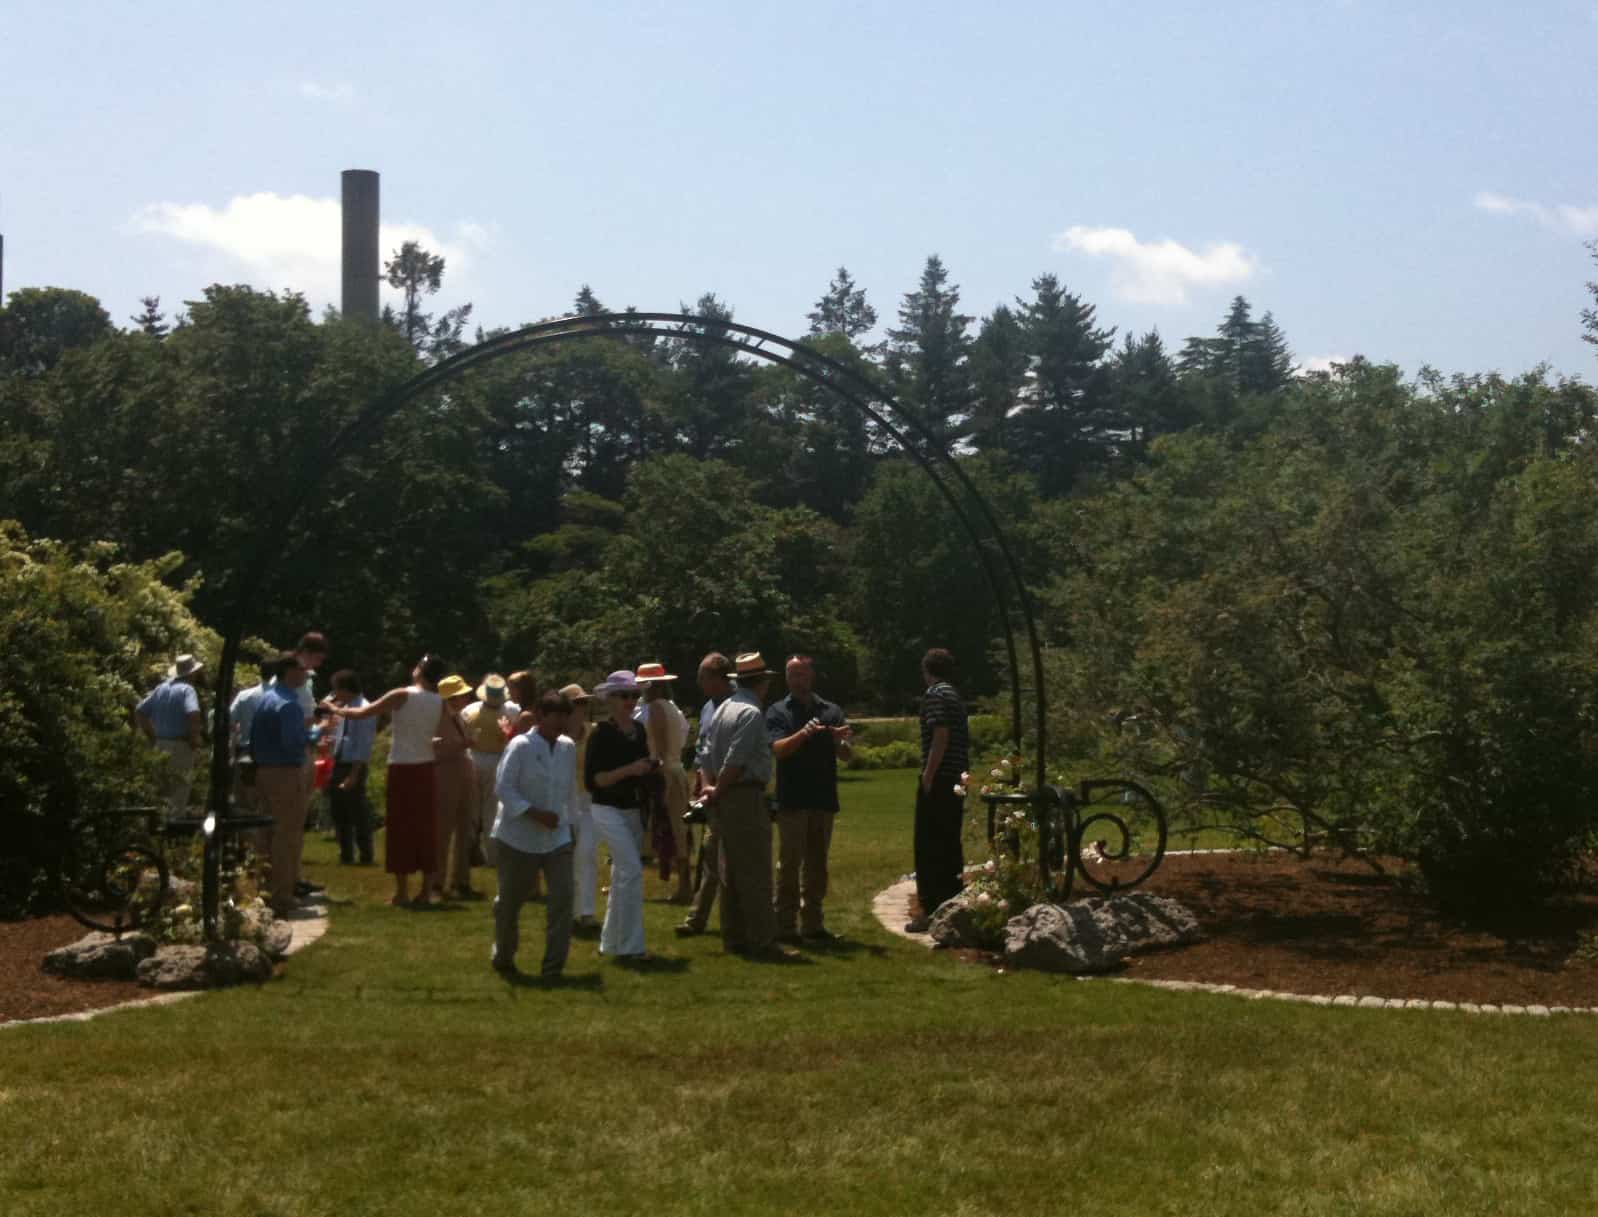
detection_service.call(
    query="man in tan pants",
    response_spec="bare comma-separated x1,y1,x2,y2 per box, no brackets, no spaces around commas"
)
704,653,799,961
249,653,315,917
766,656,852,942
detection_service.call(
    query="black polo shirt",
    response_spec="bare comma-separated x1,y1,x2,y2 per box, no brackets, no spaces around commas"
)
766,693,848,812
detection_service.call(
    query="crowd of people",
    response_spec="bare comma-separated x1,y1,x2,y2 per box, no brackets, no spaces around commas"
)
135,639,971,978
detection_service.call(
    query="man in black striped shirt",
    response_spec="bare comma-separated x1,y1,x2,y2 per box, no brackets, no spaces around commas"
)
908,648,970,932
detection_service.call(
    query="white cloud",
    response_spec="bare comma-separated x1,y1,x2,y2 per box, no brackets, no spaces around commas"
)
1474,191,1598,237
1297,354,1350,375
297,80,356,103
1051,225,1260,306
129,192,488,307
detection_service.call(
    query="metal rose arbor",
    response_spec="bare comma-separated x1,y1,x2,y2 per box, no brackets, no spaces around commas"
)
194,312,1168,936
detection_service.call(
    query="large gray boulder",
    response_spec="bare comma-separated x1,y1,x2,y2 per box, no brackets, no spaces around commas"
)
928,891,986,949
42,931,157,981
1002,892,1202,974
136,942,274,990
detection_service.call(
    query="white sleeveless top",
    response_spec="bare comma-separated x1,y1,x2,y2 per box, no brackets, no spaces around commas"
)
389,687,443,765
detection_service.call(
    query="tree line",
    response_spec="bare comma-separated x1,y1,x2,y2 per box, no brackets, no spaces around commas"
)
6,242,1598,912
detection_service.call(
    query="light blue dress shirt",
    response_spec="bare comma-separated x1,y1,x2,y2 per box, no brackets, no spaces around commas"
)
708,688,773,785
138,679,200,740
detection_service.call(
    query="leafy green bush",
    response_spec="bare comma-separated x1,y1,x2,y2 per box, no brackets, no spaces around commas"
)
1047,364,1598,915
844,740,922,770
0,523,218,916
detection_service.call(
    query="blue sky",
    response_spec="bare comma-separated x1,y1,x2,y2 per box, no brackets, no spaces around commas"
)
3,0,1595,377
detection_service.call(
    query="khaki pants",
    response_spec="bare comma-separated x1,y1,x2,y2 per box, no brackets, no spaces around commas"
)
775,808,835,935
717,785,776,952
153,739,194,820
258,765,308,914
684,806,720,930
435,758,476,892
493,841,574,976
661,767,691,856
470,753,501,864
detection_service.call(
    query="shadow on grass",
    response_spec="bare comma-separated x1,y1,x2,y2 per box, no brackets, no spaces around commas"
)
501,971,606,991
612,954,692,974
797,937,890,960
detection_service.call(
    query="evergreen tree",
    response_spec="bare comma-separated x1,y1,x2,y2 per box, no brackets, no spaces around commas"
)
883,255,973,448
967,304,1029,453
1011,273,1115,496
1246,311,1294,395
1112,329,1191,450
130,296,169,338
383,240,473,361
573,285,606,317
807,267,878,340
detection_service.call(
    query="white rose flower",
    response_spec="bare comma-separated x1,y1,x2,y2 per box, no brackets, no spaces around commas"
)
976,892,992,906
953,785,967,797
983,859,996,873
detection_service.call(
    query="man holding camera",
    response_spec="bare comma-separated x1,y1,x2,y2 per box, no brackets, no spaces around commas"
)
704,652,800,961
766,655,851,943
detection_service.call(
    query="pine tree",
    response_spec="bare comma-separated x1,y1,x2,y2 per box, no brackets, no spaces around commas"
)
383,240,472,360
130,296,168,338
1112,329,1190,449
1011,273,1115,495
883,255,974,447
968,305,1029,452
1245,311,1294,394
573,285,606,316
807,267,878,339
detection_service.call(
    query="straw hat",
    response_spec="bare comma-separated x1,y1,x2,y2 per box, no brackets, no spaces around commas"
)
168,653,204,680
437,674,473,700
732,652,776,680
557,682,591,702
476,673,508,706
635,661,677,684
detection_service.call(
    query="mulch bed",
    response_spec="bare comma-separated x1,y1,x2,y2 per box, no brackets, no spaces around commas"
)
0,914,148,1024
1118,852,1598,1005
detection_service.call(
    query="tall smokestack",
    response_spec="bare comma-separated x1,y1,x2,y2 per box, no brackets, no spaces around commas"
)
340,169,380,322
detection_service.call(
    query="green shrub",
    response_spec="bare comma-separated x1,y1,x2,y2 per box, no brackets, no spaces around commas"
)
0,523,217,916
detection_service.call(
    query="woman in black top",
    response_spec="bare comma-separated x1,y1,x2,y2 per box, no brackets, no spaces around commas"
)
585,669,655,957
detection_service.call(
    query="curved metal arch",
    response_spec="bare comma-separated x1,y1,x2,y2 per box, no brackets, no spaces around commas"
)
201,312,1051,932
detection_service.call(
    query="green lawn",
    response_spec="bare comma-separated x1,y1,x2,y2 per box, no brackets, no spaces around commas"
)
4,769,1597,1216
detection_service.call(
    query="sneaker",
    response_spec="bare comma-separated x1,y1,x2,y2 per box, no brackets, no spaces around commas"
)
674,922,705,938
903,918,930,934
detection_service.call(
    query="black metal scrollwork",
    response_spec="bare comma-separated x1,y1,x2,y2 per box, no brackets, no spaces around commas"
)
984,778,1168,904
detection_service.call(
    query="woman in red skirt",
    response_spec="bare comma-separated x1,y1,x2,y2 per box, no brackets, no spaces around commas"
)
335,654,448,905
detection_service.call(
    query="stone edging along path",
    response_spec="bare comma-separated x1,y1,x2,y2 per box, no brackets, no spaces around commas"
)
871,878,1598,1018
2,904,330,1032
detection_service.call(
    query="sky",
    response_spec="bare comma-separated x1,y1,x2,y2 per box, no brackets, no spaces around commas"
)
3,0,1596,379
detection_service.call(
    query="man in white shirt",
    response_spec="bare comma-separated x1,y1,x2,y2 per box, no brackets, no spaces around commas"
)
228,657,279,812
492,689,578,978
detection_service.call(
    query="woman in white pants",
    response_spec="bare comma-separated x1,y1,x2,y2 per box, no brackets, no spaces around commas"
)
584,670,657,958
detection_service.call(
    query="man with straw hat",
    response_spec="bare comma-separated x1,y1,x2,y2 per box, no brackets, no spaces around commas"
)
704,653,799,961
136,653,206,821
462,674,514,865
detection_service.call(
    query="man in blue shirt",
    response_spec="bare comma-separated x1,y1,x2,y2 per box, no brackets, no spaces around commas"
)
326,669,377,866
251,654,316,916
136,654,206,821
228,657,278,812
766,656,852,942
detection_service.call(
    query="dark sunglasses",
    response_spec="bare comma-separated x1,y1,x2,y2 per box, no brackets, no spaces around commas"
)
612,691,640,701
